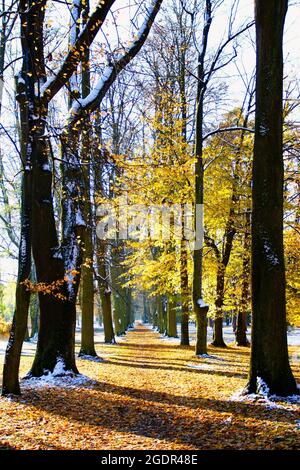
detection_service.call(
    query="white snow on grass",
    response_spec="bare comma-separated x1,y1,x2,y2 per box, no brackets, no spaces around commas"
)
115,334,129,343
77,354,104,362
196,354,226,362
22,357,97,390
223,416,233,425
22,373,97,390
230,377,300,410
187,362,216,371
159,334,180,344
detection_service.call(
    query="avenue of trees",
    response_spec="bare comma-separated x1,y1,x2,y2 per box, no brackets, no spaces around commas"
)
0,0,299,398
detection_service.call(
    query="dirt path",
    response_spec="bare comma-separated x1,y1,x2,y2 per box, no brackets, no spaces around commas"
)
0,324,299,450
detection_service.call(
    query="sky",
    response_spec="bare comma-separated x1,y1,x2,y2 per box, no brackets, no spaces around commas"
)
209,0,300,111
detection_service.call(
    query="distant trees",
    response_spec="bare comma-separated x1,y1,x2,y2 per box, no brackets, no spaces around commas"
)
204,119,253,347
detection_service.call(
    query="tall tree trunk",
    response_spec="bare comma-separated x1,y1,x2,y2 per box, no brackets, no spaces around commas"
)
236,209,250,346
125,288,133,328
211,263,227,347
3,0,77,379
193,1,212,355
94,121,116,344
143,293,150,323
29,293,39,339
157,296,165,335
79,0,97,357
180,240,189,346
80,247,96,355
97,241,115,344
150,298,158,328
247,0,297,396
2,175,31,395
79,129,96,355
111,246,127,336
30,127,82,377
1,9,34,393
167,295,178,338
111,242,133,335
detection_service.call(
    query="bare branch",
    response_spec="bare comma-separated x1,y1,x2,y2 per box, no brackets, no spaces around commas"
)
68,0,163,124
203,126,255,141
41,0,116,102
205,21,254,84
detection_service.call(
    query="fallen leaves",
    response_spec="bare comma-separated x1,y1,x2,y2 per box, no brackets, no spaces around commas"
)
0,325,299,450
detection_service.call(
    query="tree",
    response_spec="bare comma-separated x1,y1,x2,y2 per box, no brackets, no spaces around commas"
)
192,0,212,356
94,135,116,344
246,0,298,396
2,0,163,395
79,0,98,357
192,0,253,355
235,206,250,346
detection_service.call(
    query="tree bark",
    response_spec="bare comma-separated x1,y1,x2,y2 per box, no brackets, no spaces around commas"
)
125,288,133,328
151,298,158,329
79,134,96,356
167,295,178,338
211,264,227,347
246,0,297,396
1,175,31,395
157,296,165,335
29,293,39,339
180,240,189,346
97,241,115,344
193,1,212,355
79,0,97,357
29,127,82,376
143,293,150,323
236,210,250,346
111,245,127,336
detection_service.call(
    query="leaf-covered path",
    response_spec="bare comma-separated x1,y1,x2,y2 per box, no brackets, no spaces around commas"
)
0,324,299,450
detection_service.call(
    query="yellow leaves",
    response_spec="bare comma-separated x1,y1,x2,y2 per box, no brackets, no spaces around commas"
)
0,318,10,335
284,228,300,326
103,89,195,299
64,269,80,285
82,258,93,269
21,278,64,297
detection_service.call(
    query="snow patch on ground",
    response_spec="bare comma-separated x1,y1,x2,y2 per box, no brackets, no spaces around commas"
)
230,377,300,410
196,354,226,362
159,333,180,344
22,373,97,390
223,416,233,425
22,357,97,389
77,354,104,362
187,362,216,371
115,334,129,343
